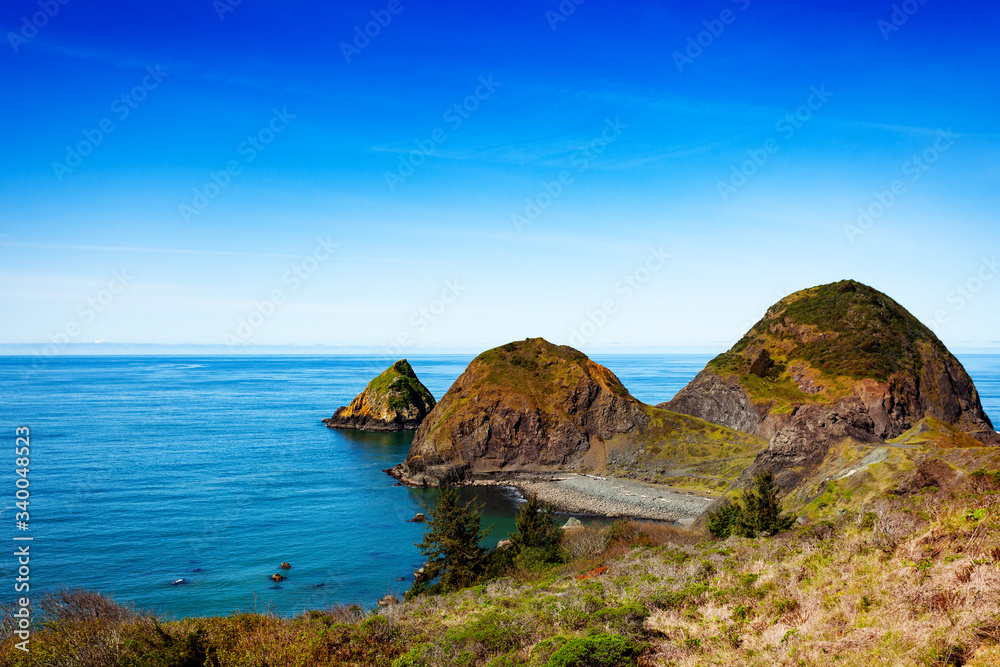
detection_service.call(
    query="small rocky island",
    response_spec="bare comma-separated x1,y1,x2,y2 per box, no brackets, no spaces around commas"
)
323,359,436,431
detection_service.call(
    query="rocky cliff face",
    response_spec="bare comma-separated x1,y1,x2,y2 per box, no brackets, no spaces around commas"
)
660,280,998,487
323,360,436,432
389,338,766,486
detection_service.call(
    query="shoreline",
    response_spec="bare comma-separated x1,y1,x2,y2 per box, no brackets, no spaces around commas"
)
469,473,715,524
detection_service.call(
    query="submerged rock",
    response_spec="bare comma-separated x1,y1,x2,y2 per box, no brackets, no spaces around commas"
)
323,360,436,432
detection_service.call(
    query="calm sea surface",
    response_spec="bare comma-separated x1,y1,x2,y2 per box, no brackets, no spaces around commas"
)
1,354,997,618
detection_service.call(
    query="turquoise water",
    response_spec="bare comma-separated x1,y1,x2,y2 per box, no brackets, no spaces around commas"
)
0,354,996,618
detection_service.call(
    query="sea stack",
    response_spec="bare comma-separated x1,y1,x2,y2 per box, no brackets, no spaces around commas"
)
323,360,436,432
660,280,998,486
389,338,764,486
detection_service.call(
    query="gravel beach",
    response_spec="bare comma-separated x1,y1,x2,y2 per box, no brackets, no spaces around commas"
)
472,473,715,524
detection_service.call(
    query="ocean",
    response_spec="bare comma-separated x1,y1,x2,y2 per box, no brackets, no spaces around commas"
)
1,354,997,619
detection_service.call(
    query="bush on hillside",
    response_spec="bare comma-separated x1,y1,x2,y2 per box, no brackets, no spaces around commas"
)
708,471,795,538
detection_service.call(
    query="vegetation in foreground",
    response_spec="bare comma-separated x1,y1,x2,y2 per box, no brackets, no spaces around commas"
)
3,469,1000,666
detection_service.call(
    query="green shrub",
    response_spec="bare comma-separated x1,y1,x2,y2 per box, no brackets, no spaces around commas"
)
445,611,525,659
708,472,795,539
591,602,649,635
392,643,430,667
544,633,643,667
603,520,642,547
651,582,709,610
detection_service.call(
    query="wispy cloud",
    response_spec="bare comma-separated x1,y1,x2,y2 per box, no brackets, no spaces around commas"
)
1,241,462,266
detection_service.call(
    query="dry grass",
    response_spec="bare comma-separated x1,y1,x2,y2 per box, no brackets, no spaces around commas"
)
2,476,999,666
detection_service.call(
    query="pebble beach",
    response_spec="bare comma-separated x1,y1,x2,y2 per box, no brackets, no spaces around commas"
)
472,473,716,524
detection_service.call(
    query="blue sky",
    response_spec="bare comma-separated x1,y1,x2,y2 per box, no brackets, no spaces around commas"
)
1,0,999,352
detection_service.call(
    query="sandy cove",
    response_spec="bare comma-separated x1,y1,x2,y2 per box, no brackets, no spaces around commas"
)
468,473,715,524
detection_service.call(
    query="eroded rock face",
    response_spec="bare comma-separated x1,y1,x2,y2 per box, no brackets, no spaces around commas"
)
389,338,651,486
664,280,998,487
323,360,436,432
658,369,766,435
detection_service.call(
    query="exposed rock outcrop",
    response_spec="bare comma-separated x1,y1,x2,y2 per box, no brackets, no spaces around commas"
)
323,360,436,432
389,338,765,487
659,369,765,435
661,280,998,488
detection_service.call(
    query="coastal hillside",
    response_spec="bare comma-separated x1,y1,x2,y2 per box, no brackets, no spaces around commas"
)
660,280,998,489
389,338,766,490
9,461,1000,666
324,359,436,431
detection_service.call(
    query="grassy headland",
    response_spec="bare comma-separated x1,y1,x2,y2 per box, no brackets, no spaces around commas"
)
6,463,999,666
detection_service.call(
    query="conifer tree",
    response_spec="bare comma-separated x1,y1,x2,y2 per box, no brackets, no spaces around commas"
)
416,489,491,591
707,471,794,538
509,493,562,560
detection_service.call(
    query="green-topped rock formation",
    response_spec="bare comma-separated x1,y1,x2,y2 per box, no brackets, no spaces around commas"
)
660,280,998,487
323,360,436,432
389,338,765,487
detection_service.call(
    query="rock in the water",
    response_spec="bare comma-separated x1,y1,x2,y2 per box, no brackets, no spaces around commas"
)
659,280,998,488
561,517,583,530
323,360,436,432
377,595,399,607
280,562,291,569
496,538,512,549
270,573,286,582
388,338,765,487
408,513,427,523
